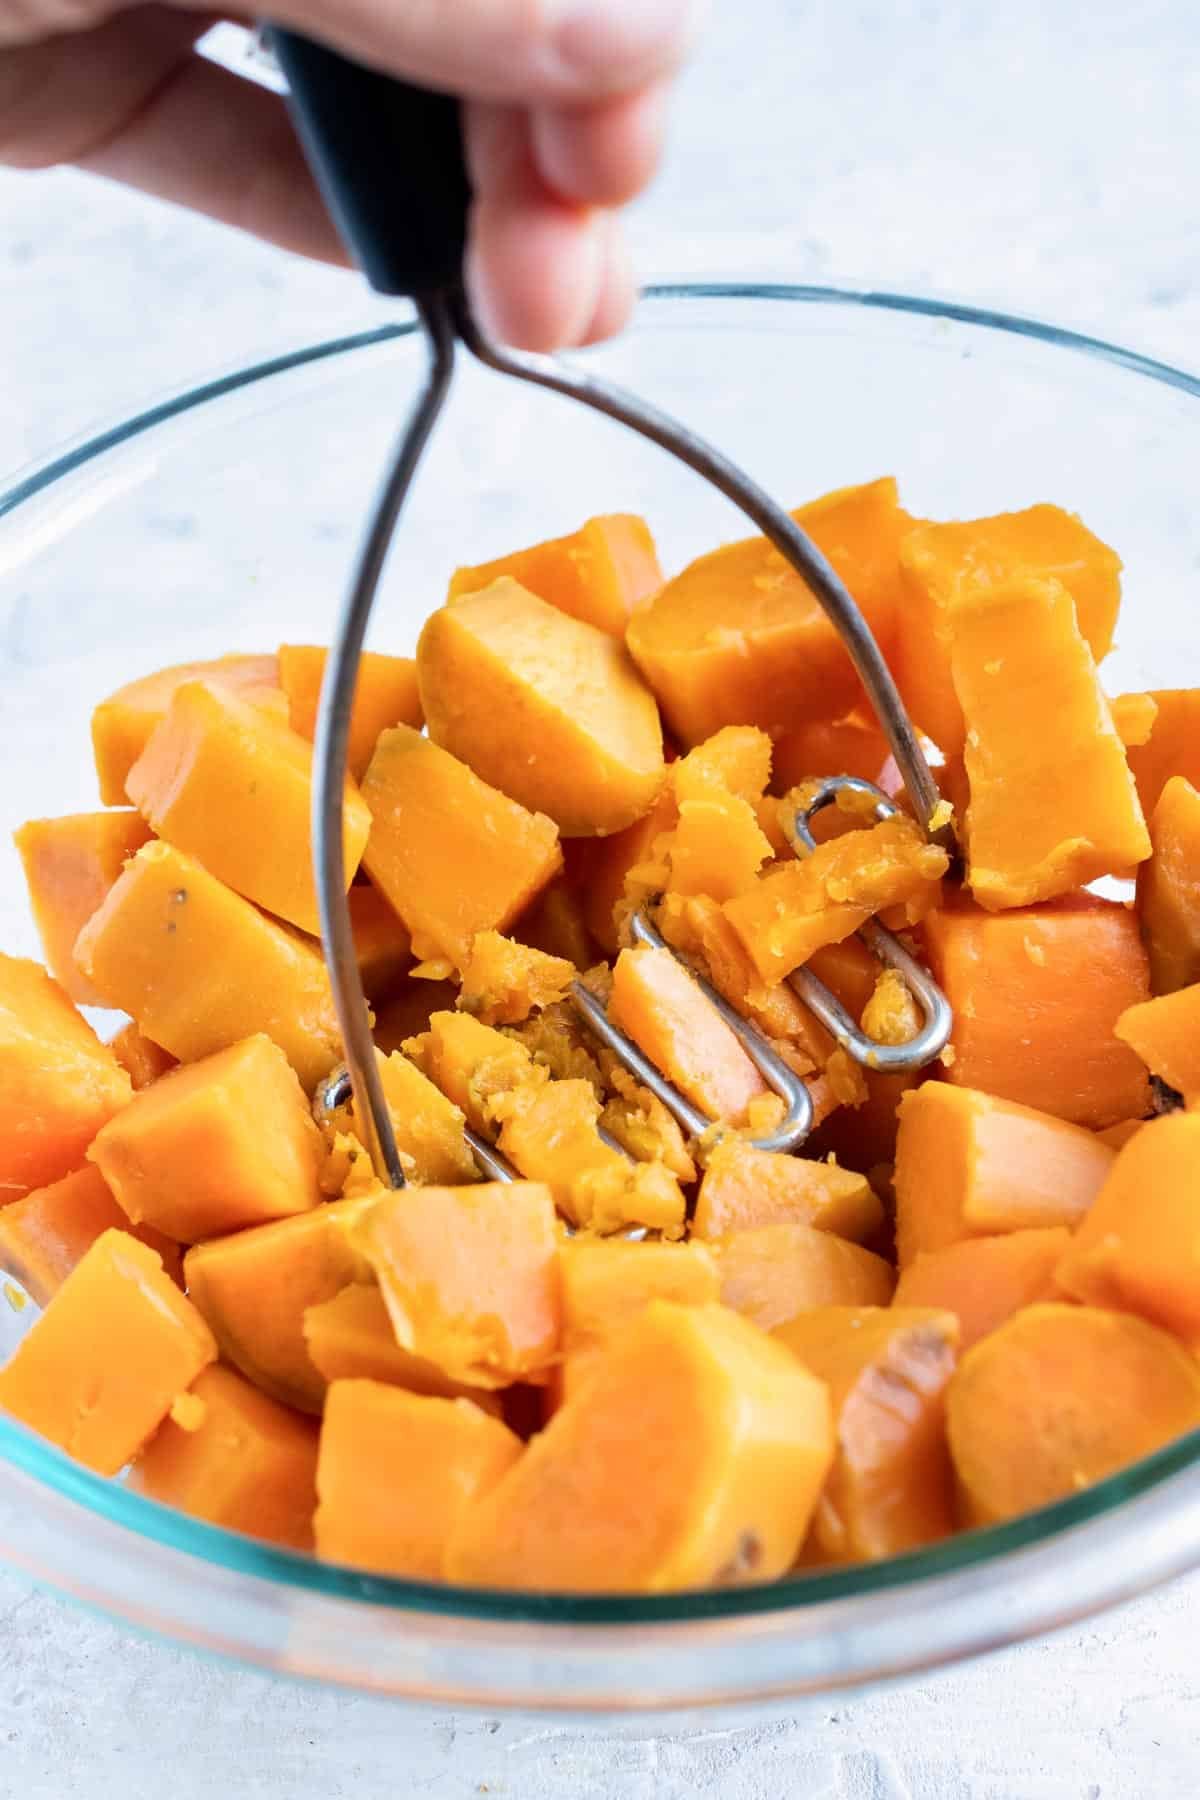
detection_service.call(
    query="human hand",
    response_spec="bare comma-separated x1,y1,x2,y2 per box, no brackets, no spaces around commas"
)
0,1,696,347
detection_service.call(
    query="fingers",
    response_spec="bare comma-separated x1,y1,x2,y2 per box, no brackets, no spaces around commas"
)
179,0,697,108
531,80,669,206
464,102,635,350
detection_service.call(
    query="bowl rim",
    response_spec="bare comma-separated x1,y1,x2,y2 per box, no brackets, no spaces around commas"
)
3,279,1200,1704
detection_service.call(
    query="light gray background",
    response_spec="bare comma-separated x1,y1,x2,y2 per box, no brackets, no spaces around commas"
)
2,2,1200,1794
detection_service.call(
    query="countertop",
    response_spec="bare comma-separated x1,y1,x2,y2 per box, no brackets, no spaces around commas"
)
2,1,1200,1793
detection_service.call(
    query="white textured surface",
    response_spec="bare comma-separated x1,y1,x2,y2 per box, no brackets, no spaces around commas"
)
3,0,1200,1792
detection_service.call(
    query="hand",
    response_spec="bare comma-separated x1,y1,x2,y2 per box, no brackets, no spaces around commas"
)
0,1,695,348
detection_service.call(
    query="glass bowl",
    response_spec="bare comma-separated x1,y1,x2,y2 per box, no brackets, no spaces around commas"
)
2,282,1200,1713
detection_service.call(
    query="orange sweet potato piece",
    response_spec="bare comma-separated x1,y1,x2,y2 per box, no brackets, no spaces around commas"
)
724,816,947,984
596,1062,696,1183
315,1381,522,1578
660,729,775,903
302,1284,501,1413
625,479,906,747
572,787,677,954
183,1197,374,1413
892,1228,1071,1352
1096,1118,1145,1149
0,1229,215,1474
608,943,767,1124
771,717,890,798
693,1137,882,1243
109,1023,175,1091
949,577,1148,908
88,1034,322,1242
0,1164,183,1306
354,1181,561,1388
0,954,132,1201
448,513,662,637
1111,690,1159,749
1123,690,1200,816
75,841,342,1090
130,1363,319,1550
893,1083,1115,1269
14,810,153,1005
946,1302,1200,1526
923,892,1152,1128
368,1051,479,1185
711,1222,895,1332
415,1009,540,1136
278,645,423,781
775,1305,958,1560
446,1300,833,1591
1057,1111,1200,1342
557,1237,719,1402
457,931,574,1025
90,654,280,806
496,1078,686,1236
361,726,562,964
1138,777,1200,995
347,885,411,1001
895,506,1121,757
419,579,665,837
126,680,370,936
1115,984,1200,1103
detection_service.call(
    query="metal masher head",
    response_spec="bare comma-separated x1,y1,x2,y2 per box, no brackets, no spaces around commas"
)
270,31,955,1190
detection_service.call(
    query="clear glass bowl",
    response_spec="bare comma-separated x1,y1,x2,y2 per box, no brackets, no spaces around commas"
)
2,282,1199,1712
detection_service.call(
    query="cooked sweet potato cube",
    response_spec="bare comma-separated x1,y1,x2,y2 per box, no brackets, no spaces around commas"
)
130,1363,319,1550
1123,690,1200,816
608,944,767,1125
347,886,411,1001
315,1381,522,1578
1115,983,1200,1103
557,1237,720,1402
947,1303,1200,1526
74,842,342,1090
446,1300,834,1592
90,654,279,805
0,1229,215,1474
302,1284,502,1413
0,1164,182,1306
368,1051,478,1185
448,513,662,637
88,1034,323,1242
14,810,153,1004
457,931,574,1026
892,1228,1071,1352
278,645,422,780
710,1222,895,1332
0,954,132,1201
361,727,562,964
1138,776,1200,995
692,1137,881,1243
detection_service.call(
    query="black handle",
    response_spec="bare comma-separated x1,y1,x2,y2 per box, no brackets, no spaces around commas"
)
270,29,471,298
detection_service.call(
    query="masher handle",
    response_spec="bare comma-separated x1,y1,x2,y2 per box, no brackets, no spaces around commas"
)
269,30,470,299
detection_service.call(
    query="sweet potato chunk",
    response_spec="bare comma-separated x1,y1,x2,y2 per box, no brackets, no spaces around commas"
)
278,645,422,780
950,577,1148,908
572,788,677,955
130,1364,319,1550
126,680,370,935
558,1238,719,1402
625,479,906,747
184,1198,374,1413
0,1229,215,1475
88,1035,322,1242
924,893,1152,1128
775,1306,958,1561
302,1284,501,1412
90,654,279,805
1057,1112,1200,1342
347,886,411,1001
457,931,573,1025
0,954,132,1201
692,1137,881,1243
1115,984,1200,1103
947,1303,1200,1526
446,1300,833,1591
448,513,662,637
109,1023,175,1091
353,1181,560,1389
75,842,342,1090
361,727,562,964
1138,776,1200,995
892,1229,1070,1352
419,579,665,837
496,1079,686,1236
771,717,891,798
1123,690,1200,816
315,1381,522,1578
711,1223,895,1332
0,1164,183,1306
662,727,775,902
368,1051,478,1185
893,1083,1115,1268
415,1010,539,1137
895,506,1121,757
724,817,947,984
14,810,153,1004
608,944,767,1125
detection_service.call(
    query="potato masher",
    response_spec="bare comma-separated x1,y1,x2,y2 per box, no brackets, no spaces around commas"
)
270,31,954,1190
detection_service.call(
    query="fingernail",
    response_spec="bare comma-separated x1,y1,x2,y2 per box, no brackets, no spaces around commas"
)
551,0,700,91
